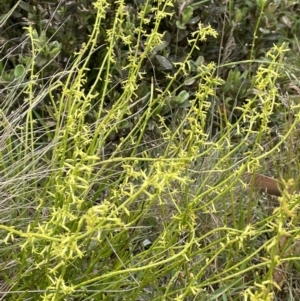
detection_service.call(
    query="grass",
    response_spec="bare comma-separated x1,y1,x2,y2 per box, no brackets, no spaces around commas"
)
1,0,300,300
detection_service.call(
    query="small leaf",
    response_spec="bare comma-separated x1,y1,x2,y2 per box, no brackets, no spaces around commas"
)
119,120,131,130
39,31,47,45
155,55,173,70
35,57,48,67
164,31,171,43
65,1,77,16
141,4,152,15
281,15,292,28
160,101,172,115
31,29,39,40
259,27,270,34
49,41,61,50
182,6,193,25
195,56,204,66
176,29,189,41
176,20,186,30
256,0,267,9
49,47,61,57
1,71,14,82
178,101,192,109
187,16,200,25
49,41,62,56
185,78,196,86
187,60,198,72
175,90,189,104
14,65,25,78
153,41,169,53
234,8,243,23
19,1,34,13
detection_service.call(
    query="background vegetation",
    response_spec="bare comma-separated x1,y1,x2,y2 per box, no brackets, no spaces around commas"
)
0,0,300,300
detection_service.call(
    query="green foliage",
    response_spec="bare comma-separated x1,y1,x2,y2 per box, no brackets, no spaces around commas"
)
0,0,300,300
